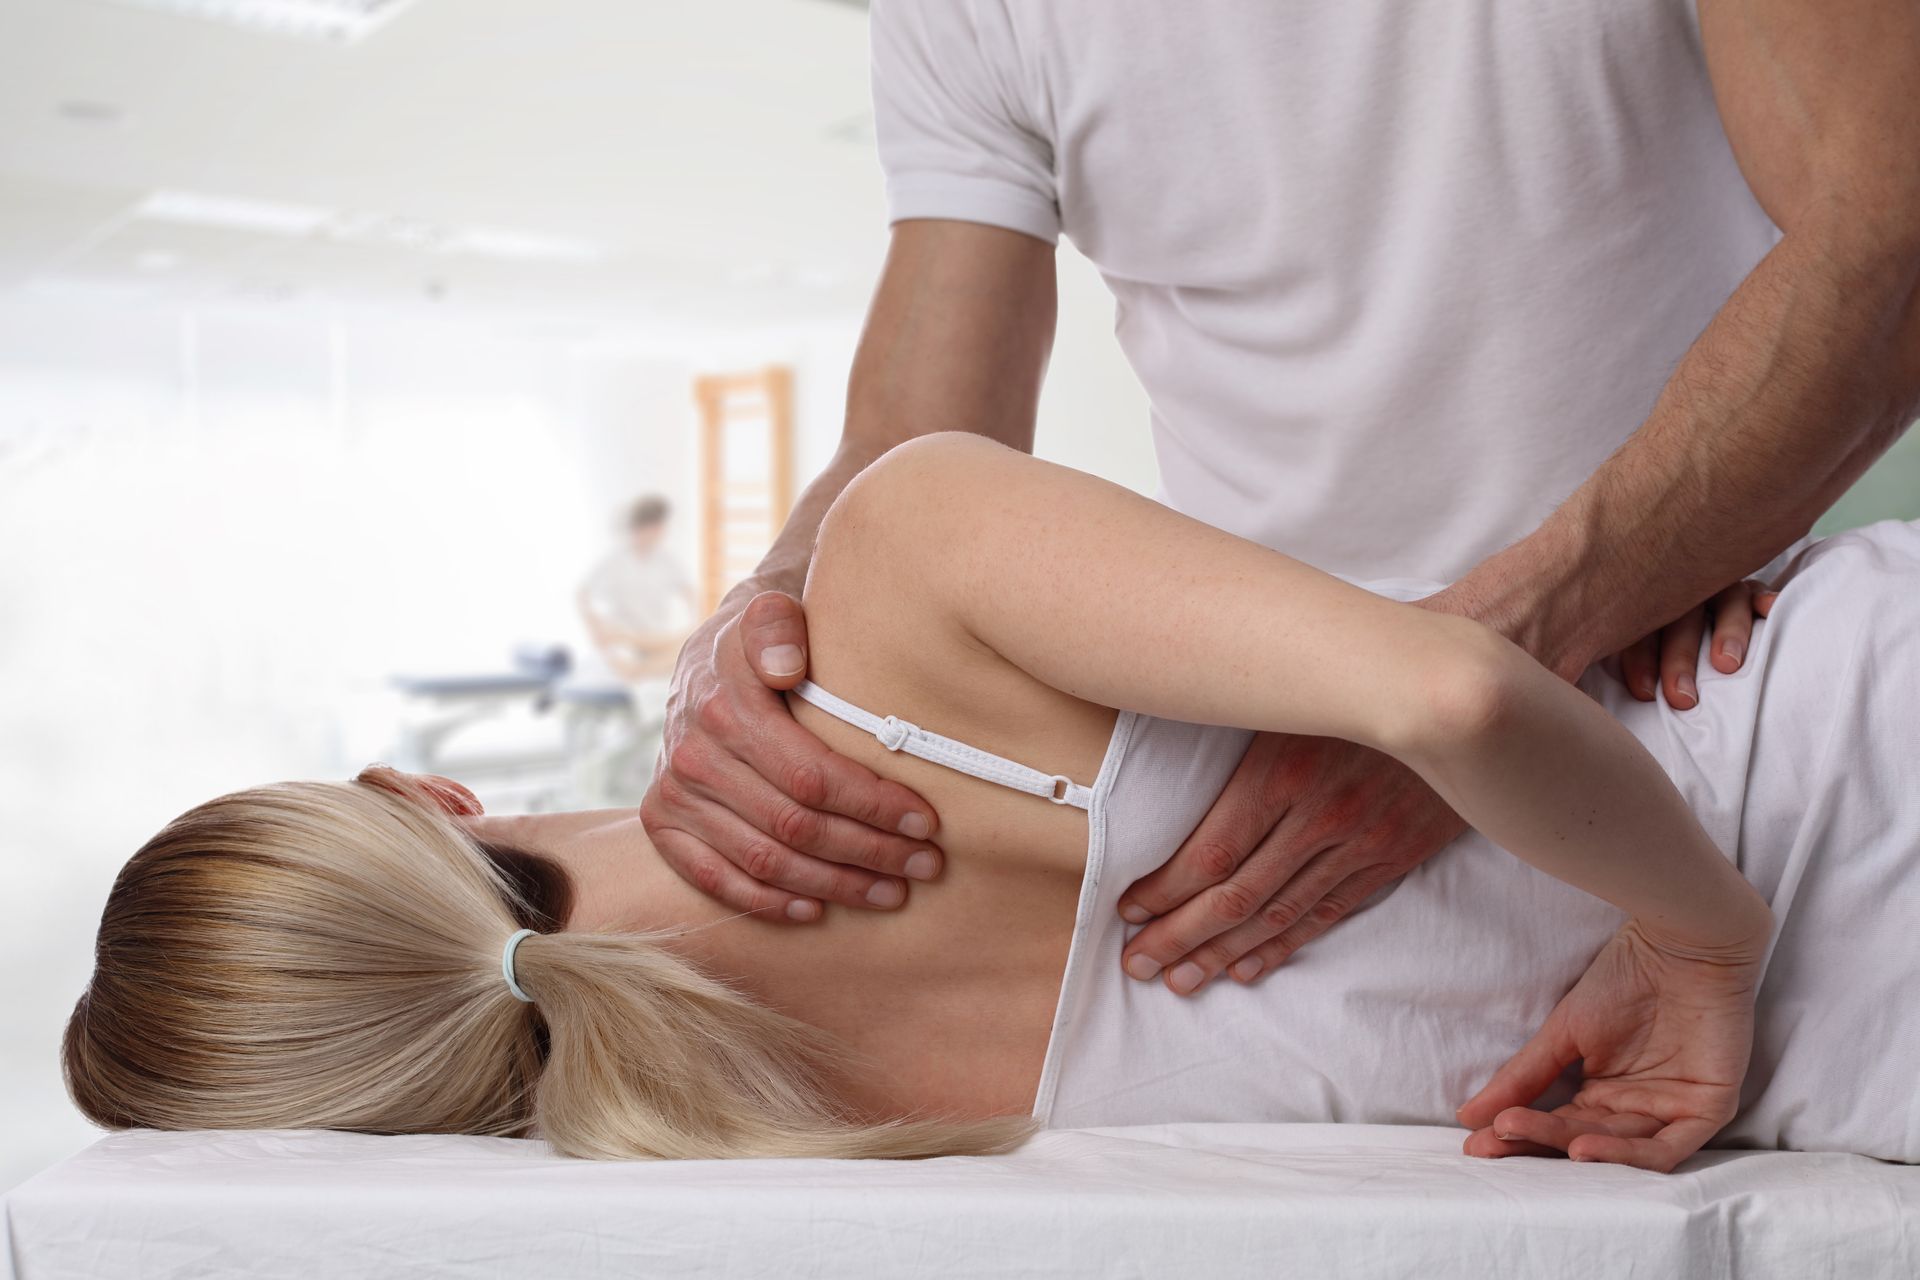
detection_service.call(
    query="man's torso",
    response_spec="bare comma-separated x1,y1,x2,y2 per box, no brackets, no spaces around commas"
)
876,0,1782,578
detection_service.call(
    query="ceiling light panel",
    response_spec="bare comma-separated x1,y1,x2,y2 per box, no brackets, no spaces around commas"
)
95,0,422,44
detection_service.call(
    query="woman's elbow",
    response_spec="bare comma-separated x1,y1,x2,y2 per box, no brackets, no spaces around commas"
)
1378,618,1531,763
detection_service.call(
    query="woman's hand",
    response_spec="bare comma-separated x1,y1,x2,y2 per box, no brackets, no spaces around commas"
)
1457,917,1768,1172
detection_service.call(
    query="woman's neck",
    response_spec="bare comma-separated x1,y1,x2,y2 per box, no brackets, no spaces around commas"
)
462,809,733,939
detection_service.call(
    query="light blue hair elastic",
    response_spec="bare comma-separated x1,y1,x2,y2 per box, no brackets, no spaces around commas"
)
500,928,538,1004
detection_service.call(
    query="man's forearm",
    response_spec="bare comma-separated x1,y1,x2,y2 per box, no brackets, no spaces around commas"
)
719,439,893,613
1443,222,1920,678
712,221,1058,624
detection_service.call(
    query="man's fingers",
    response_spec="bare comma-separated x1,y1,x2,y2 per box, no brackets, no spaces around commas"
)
697,642,938,840
702,750,944,882
655,777,910,911
1138,846,1351,993
728,711,940,843
644,820,822,924
740,590,811,689
1618,630,1661,701
1707,580,1758,674
1657,605,1708,710
1116,736,1287,923
1223,866,1392,984
1455,1019,1576,1130
1755,589,1779,617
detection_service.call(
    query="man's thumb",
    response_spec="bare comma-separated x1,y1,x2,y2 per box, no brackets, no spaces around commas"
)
741,590,810,688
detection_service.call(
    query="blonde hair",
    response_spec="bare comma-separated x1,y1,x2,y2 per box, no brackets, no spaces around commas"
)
62,773,1032,1159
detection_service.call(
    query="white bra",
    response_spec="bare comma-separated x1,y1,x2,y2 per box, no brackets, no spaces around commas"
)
791,680,1096,810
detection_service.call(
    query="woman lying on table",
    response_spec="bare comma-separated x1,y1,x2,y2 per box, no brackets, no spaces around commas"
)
64,435,1920,1171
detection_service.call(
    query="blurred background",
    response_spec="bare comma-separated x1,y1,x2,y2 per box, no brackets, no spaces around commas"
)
0,0,1913,1192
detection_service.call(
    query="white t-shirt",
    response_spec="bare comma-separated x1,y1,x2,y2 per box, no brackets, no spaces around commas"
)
871,0,1782,581
581,547,693,635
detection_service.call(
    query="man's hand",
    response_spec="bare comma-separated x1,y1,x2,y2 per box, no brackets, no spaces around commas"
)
1116,733,1466,994
640,590,944,922
1611,580,1779,709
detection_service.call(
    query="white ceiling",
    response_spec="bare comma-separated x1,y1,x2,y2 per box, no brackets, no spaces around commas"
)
0,0,887,331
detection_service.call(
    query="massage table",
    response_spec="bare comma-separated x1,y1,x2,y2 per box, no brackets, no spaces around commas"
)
7,1123,1915,1278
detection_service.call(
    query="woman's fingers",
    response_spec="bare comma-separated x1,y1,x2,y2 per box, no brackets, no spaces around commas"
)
1707,580,1757,673
1455,1017,1577,1131
1755,589,1779,617
1461,1127,1570,1160
1476,1103,1719,1172
1564,1116,1722,1172
1657,605,1710,710
1491,1106,1664,1151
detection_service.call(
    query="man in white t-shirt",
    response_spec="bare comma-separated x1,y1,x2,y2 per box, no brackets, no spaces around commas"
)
644,1,1920,991
578,494,695,688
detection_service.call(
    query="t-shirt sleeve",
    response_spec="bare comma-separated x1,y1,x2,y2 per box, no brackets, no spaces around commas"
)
869,0,1061,245
580,553,616,610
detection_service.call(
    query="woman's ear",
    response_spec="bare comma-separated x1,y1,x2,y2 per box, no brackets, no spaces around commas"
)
354,764,484,817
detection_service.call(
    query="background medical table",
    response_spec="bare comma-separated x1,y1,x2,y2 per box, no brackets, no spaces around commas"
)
6,1124,1915,1278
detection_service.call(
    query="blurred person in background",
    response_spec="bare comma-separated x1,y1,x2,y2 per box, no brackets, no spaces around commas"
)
578,494,695,692
575,495,695,800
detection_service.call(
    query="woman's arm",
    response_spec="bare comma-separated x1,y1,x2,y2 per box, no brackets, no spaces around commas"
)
827,433,1773,955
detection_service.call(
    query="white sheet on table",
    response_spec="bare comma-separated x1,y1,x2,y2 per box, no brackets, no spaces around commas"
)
6,1125,1916,1279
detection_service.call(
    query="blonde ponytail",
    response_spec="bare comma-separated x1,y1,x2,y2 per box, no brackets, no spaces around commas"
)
63,779,1034,1160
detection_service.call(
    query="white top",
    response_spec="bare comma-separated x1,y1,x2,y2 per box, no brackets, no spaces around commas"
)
1036,523,1920,1164
871,0,1783,581
579,546,692,635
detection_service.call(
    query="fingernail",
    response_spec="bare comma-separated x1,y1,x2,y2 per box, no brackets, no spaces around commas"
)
865,879,905,909
1720,636,1745,666
1636,676,1656,699
1119,902,1153,924
1168,962,1206,994
904,850,940,881
1125,954,1161,981
761,644,804,677
1230,956,1263,982
1674,673,1696,705
897,812,931,840
1496,1130,1514,1141
786,900,820,922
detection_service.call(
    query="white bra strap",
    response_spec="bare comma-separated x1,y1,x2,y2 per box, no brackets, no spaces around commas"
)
792,680,1094,811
